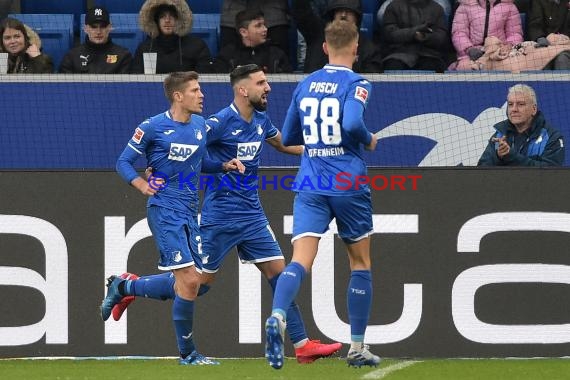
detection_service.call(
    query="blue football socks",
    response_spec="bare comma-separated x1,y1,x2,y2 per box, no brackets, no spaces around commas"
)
173,295,196,357
126,272,210,300
271,262,306,320
268,274,307,344
347,270,372,343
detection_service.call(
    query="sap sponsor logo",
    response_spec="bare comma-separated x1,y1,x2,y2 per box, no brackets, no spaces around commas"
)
237,142,261,161
374,102,507,166
168,143,199,161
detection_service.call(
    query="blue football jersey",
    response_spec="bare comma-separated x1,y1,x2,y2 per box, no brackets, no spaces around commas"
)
282,64,373,195
116,111,207,214
201,103,278,222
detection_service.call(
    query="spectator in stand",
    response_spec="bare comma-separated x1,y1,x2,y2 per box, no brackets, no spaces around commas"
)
0,17,53,73
527,0,570,70
478,84,564,166
131,0,212,74
291,0,383,73
449,0,523,70
212,8,292,73
220,0,291,61
381,0,451,72
59,6,132,74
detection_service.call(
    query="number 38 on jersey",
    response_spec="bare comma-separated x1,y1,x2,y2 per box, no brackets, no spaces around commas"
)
300,97,342,146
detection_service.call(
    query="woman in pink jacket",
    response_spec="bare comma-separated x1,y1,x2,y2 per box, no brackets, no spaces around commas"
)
450,0,523,69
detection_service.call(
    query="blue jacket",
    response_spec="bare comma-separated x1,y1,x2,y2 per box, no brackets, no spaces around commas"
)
478,111,565,166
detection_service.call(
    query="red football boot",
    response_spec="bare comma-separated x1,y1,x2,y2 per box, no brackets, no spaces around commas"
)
295,340,343,364
111,272,139,321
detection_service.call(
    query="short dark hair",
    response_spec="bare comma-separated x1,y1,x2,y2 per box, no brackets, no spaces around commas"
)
230,64,263,86
164,71,199,103
235,8,264,30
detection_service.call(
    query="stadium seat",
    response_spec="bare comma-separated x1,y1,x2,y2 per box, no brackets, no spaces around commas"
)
95,0,145,14
360,13,374,39
95,1,223,15
19,0,86,34
361,0,381,14
80,13,145,55
187,0,223,13
192,13,220,57
9,13,74,72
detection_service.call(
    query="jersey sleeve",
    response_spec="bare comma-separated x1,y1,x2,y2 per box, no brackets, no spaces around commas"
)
205,114,224,145
343,79,373,145
116,120,154,183
264,115,279,140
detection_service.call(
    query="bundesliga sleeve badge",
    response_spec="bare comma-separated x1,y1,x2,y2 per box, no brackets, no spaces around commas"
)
132,127,144,144
354,86,369,103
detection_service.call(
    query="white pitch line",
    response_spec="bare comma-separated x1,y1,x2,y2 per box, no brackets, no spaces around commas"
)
362,360,422,379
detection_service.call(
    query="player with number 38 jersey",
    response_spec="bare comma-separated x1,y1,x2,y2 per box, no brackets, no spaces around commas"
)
266,20,380,370
282,63,373,194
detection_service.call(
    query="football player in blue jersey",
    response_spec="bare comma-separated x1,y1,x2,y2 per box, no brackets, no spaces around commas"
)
105,71,243,366
199,64,342,364
264,20,380,369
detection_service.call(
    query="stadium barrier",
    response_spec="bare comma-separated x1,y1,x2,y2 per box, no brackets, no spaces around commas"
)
1,73,569,169
0,168,569,358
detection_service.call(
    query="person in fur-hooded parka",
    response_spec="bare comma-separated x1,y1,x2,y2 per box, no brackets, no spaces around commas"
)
130,0,212,73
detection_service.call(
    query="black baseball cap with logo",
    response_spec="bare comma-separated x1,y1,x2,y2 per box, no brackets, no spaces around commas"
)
85,6,110,26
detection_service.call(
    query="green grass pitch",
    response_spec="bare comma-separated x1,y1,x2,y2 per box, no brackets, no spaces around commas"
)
1,357,570,380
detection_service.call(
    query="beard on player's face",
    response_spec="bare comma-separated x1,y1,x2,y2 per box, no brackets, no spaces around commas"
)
250,96,268,111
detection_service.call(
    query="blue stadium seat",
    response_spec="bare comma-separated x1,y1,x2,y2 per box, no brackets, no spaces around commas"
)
192,13,220,56
360,13,374,39
9,14,74,71
361,0,381,14
19,0,86,33
95,1,222,15
80,13,145,55
187,0,223,13
96,0,145,14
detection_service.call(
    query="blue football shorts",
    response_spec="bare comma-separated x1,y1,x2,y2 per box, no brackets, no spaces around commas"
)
147,205,202,271
199,216,283,273
292,191,373,244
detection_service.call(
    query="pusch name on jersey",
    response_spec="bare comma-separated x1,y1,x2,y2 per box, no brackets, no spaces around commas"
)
309,82,338,94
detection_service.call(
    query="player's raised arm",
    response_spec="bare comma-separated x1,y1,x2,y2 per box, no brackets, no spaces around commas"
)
266,130,304,155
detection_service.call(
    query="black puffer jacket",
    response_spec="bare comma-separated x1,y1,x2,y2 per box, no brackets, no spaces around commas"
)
212,39,292,73
527,0,570,41
382,0,450,68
